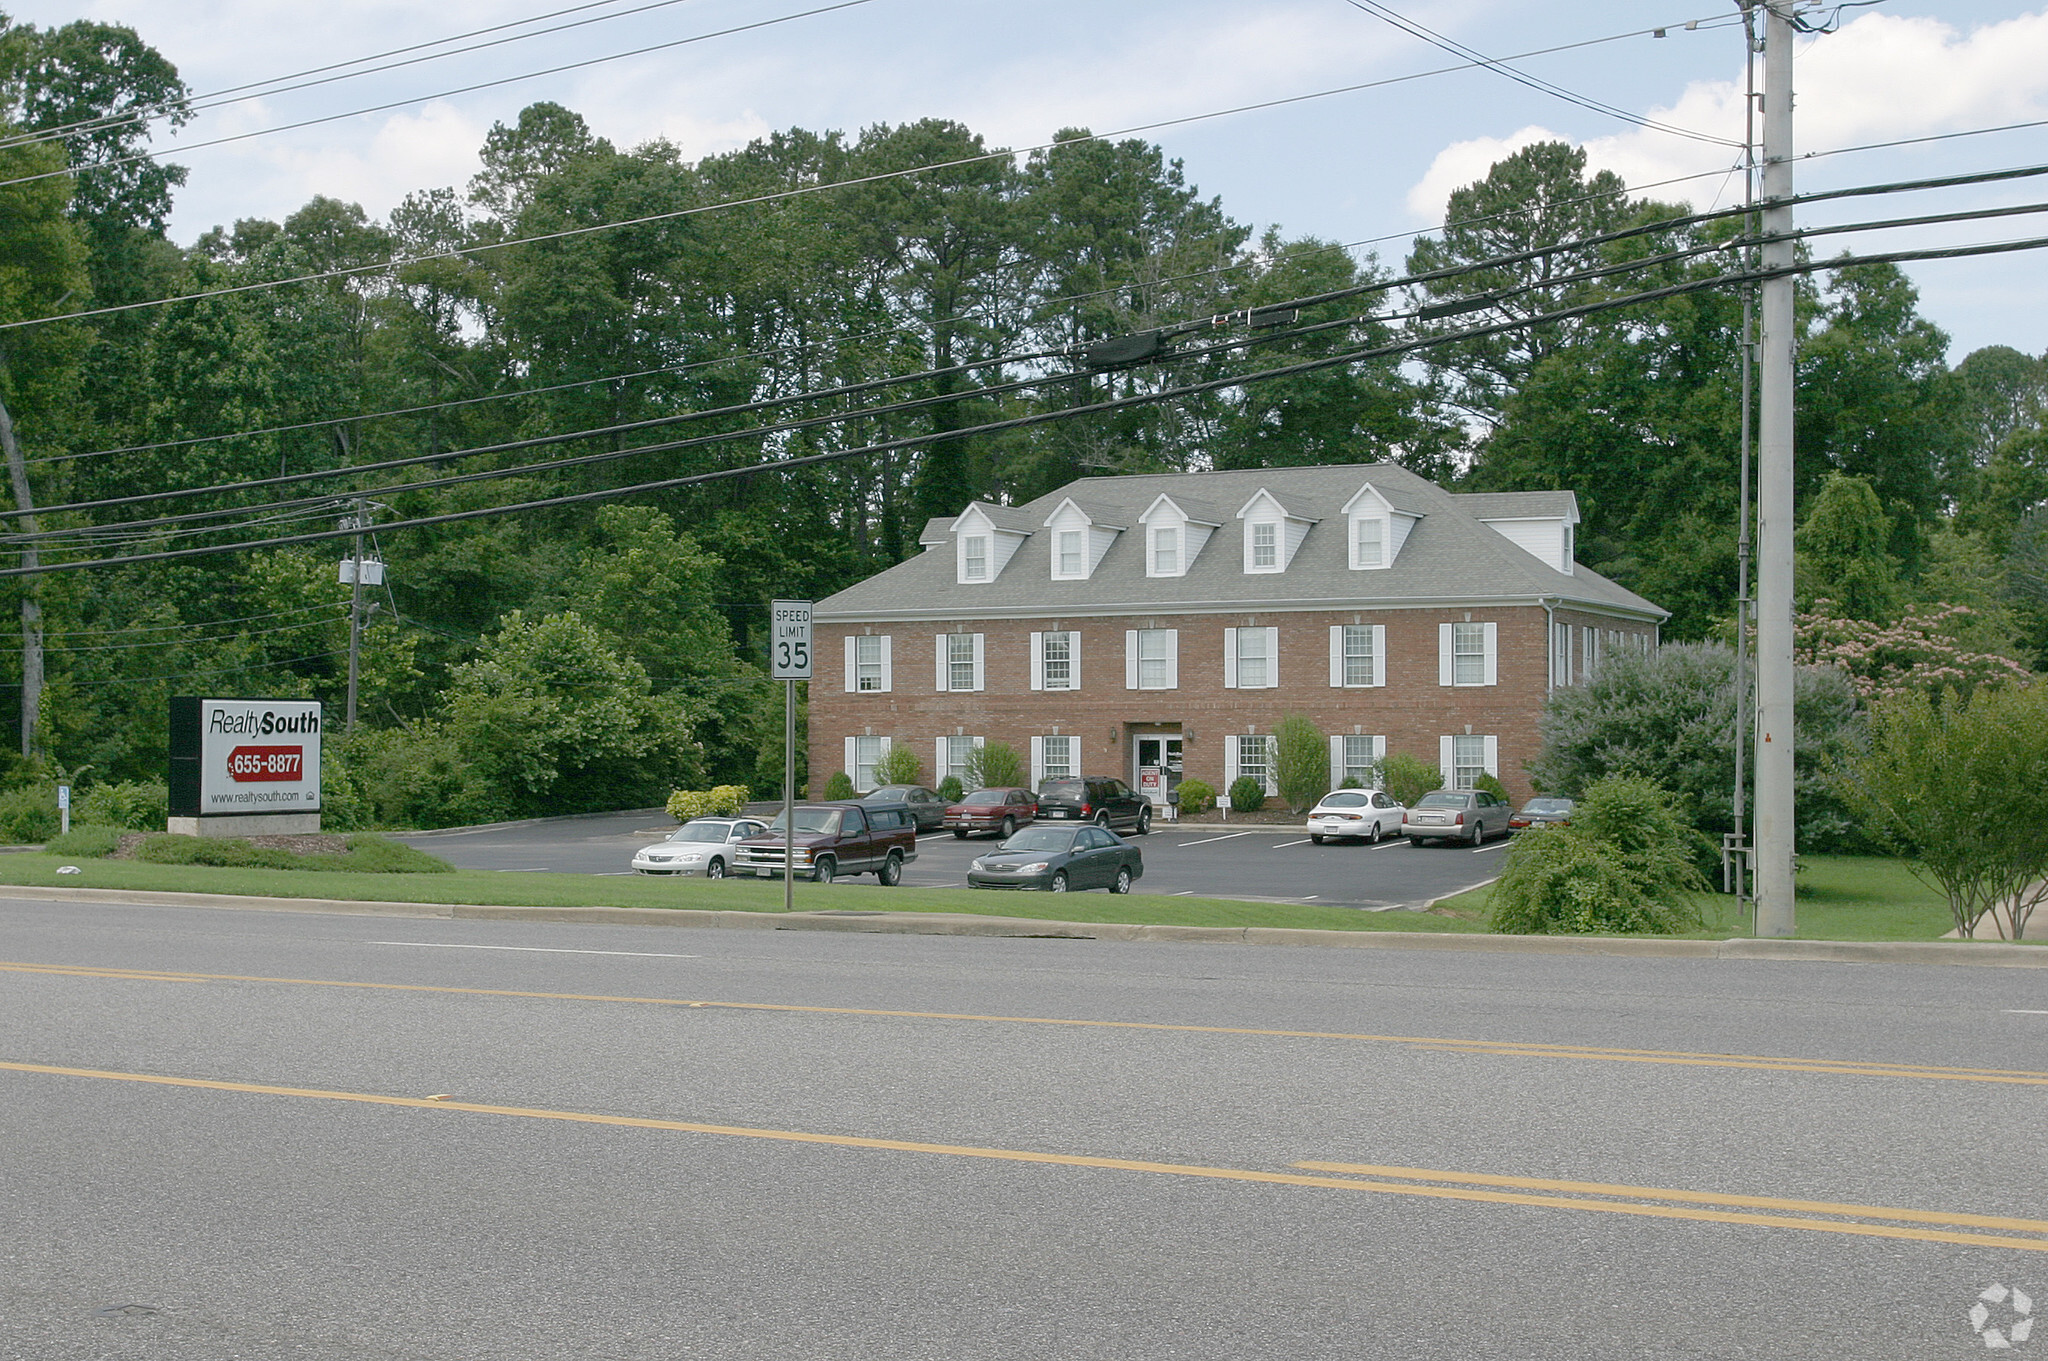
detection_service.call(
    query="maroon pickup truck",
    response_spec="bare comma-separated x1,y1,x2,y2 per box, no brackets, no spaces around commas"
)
733,800,919,885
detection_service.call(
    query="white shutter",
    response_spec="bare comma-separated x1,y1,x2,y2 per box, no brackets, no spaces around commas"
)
1264,627,1280,689
1439,735,1454,786
1372,625,1387,687
1482,734,1500,777
1438,623,1454,686
1165,630,1178,688
936,738,948,785
844,637,856,694
1223,627,1238,688
1029,632,1043,690
1224,735,1240,793
1125,630,1139,689
1329,734,1344,790
843,737,856,784
1067,632,1081,691
1029,736,1045,791
1329,626,1344,687
971,633,984,691
1482,622,1498,686
935,634,948,692
878,636,893,692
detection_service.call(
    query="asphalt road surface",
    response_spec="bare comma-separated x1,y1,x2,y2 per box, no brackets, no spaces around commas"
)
3,896,2045,1359
395,809,1507,910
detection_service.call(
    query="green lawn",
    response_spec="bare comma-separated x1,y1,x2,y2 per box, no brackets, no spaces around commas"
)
1430,853,1976,942
0,850,1991,942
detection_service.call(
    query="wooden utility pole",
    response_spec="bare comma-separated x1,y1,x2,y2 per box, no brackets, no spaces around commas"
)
0,394,42,761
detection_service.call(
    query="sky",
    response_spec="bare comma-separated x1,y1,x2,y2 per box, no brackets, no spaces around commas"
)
11,0,2048,360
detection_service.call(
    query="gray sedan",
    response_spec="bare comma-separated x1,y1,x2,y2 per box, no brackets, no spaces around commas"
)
630,817,768,876
1401,789,1512,846
967,824,1143,894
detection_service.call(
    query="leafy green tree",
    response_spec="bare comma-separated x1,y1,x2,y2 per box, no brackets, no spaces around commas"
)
1488,775,1707,935
1380,752,1441,808
875,743,923,786
1271,713,1328,813
1796,473,1900,621
1834,682,2048,939
963,740,1022,790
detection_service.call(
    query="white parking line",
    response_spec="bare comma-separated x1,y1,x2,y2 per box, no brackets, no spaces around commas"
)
2007,1009,2048,1015
1372,839,1409,850
370,942,698,958
1173,890,1196,896
1177,832,1256,847
1472,842,1509,854
1273,839,1311,848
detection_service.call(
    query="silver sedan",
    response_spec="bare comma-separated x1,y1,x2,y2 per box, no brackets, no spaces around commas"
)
631,817,768,877
1401,790,1512,846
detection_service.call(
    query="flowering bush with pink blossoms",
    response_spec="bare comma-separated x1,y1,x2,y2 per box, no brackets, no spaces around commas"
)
1793,600,2033,701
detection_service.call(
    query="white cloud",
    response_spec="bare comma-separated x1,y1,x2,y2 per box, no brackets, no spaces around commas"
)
265,102,487,221
1404,125,1565,221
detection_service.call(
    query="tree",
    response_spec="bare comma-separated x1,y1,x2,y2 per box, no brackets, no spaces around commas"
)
1379,751,1441,808
963,740,1023,790
875,743,923,786
1794,601,2031,700
1796,473,1900,622
1271,713,1328,813
1488,775,1708,936
1835,683,2048,939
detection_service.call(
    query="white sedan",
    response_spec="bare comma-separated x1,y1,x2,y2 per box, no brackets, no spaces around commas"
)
631,817,767,877
1305,790,1406,844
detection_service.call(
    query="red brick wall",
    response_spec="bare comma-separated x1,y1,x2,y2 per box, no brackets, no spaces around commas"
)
810,609,1655,804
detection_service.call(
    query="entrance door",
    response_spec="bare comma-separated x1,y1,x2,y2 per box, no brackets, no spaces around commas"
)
1133,736,1184,805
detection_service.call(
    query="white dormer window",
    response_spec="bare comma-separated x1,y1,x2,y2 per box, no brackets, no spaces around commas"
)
953,503,1030,584
1342,483,1414,571
1152,527,1179,576
1057,530,1083,577
963,536,989,581
1251,523,1277,569
1355,517,1384,569
1235,489,1315,574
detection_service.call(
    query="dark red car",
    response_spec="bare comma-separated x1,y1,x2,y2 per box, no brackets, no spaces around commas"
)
944,786,1037,839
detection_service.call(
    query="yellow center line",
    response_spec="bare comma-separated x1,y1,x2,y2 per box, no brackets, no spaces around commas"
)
5,958,2045,1087
4,1057,2044,1256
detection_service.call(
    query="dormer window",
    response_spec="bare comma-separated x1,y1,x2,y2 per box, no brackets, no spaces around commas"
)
1152,527,1179,575
1057,530,1083,577
1251,523,1277,569
1354,517,1384,569
1234,488,1315,574
1342,482,1414,571
963,536,989,581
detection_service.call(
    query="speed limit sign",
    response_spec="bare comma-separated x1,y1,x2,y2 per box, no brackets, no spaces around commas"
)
769,600,813,679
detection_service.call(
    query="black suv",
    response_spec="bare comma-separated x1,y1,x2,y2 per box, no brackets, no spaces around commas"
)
1035,776,1151,834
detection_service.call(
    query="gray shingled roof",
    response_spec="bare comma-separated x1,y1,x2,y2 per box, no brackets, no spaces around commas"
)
1457,490,1581,522
1045,495,1129,528
819,462,1664,621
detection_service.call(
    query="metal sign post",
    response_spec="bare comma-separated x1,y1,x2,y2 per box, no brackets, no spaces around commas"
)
769,600,813,914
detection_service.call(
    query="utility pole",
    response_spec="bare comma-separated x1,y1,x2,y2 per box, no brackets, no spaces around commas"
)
0,395,42,761
346,499,366,735
1752,0,1799,937
1729,2,1760,908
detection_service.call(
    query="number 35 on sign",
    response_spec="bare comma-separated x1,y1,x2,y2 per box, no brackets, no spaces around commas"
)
770,600,812,680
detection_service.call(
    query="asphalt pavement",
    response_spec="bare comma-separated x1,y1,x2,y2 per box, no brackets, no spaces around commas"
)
395,808,1508,909
2,896,2044,1359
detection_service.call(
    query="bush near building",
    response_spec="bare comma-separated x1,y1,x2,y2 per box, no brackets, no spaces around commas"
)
1488,775,1708,935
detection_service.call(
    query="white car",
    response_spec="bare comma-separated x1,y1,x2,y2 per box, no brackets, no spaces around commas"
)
631,817,768,878
1305,789,1406,844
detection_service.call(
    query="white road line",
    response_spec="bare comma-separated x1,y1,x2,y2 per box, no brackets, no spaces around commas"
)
370,942,699,959
1372,839,1410,850
1177,832,1256,847
1301,895,1319,901
1173,890,1196,896
492,868,552,873
1273,838,1311,848
2007,1009,2048,1015
1471,841,1509,854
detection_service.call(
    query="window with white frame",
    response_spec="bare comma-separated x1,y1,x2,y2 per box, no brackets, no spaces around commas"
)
1138,629,1173,689
1057,530,1083,577
962,535,989,581
1235,627,1270,688
853,735,884,792
1454,622,1487,686
1151,527,1179,575
855,635,885,692
1342,734,1378,788
1251,522,1278,569
1041,735,1076,782
1042,631,1073,689
1451,734,1486,791
944,735,978,787
1343,625,1374,686
946,633,978,692
1354,516,1385,569
1236,734,1273,793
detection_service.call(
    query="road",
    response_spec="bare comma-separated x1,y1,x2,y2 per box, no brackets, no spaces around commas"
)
2,896,2044,1359
395,809,1507,910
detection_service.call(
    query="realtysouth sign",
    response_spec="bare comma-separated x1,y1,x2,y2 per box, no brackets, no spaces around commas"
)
168,697,324,818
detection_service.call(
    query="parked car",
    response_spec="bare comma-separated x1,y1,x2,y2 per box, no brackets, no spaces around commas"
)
967,824,1144,894
1509,797,1575,831
945,786,1037,838
1305,789,1406,844
630,817,768,877
1401,789,1512,846
1035,776,1152,834
862,783,949,833
733,801,919,884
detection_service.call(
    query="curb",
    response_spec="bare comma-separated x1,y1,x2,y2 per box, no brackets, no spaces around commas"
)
1,884,2043,968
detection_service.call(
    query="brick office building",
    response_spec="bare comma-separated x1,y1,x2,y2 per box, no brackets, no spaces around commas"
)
810,463,1666,808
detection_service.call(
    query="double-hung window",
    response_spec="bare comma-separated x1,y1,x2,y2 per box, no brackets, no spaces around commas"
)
1355,517,1384,568
1454,622,1486,685
963,535,989,581
1136,629,1175,689
1057,530,1083,577
1151,527,1179,575
1342,735,1379,789
1251,522,1277,569
1236,734,1273,794
854,636,885,692
1237,628,1269,688
1041,735,1075,782
1042,632,1072,689
1451,734,1486,791
949,634,976,692
853,735,884,793
1343,626,1373,686
944,735,978,787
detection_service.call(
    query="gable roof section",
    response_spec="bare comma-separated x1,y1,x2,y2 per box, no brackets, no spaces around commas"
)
817,462,1664,621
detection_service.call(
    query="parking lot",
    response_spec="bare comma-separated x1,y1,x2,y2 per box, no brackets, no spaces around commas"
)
397,808,1510,910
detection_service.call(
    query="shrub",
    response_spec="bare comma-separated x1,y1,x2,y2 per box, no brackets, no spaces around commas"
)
46,825,124,858
1380,753,1442,808
964,740,1024,790
874,744,924,787
0,786,59,844
134,833,454,874
1272,714,1328,813
822,771,855,800
666,785,751,821
937,776,964,803
1488,775,1709,935
76,780,168,831
1474,773,1511,803
1175,779,1215,815
1227,776,1267,813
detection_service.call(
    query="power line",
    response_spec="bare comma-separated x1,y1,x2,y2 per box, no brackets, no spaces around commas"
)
47,610,351,653
48,650,350,687
0,13,1736,336
40,601,345,638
